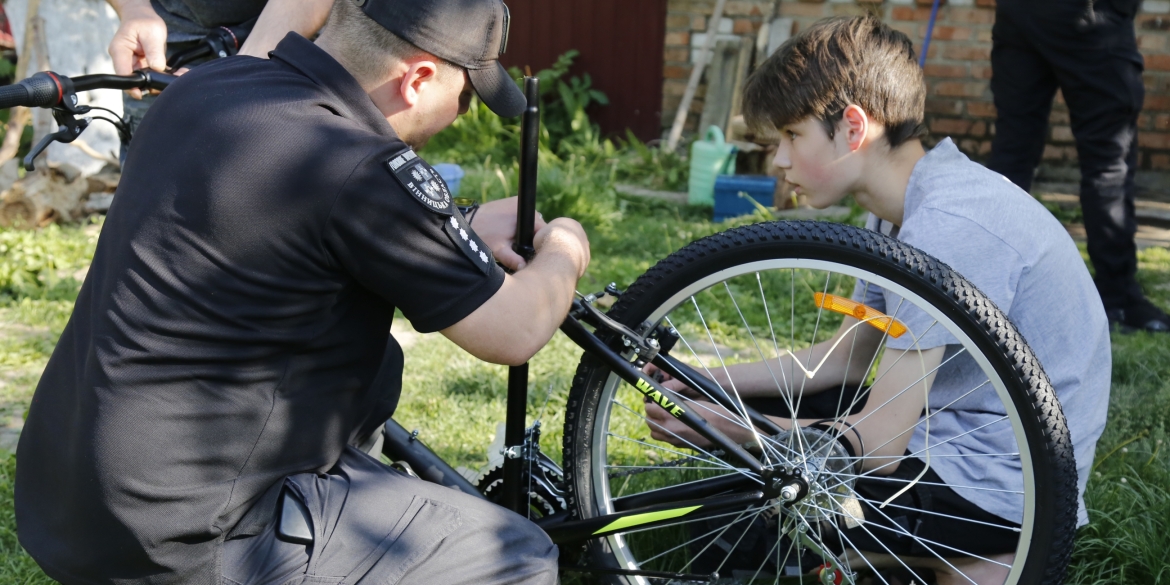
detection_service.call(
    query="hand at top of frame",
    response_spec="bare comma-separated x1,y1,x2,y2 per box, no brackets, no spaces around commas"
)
108,0,169,99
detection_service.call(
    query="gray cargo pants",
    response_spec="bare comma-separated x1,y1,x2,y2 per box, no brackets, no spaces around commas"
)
221,446,558,585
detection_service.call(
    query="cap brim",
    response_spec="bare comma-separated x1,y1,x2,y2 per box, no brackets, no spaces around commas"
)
468,62,526,118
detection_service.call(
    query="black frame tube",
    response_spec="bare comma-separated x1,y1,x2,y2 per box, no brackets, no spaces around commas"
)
502,76,541,515
559,317,764,475
651,353,786,437
381,419,484,499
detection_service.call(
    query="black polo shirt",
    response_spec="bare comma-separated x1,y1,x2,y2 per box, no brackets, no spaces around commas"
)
15,34,504,584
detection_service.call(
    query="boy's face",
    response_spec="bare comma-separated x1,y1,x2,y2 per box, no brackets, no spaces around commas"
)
771,117,859,208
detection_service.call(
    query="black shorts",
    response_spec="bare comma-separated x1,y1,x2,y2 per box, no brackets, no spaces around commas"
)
843,456,1020,558
745,393,1020,557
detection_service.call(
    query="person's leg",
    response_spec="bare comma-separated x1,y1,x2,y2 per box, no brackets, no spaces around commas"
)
842,457,1019,584
222,446,558,585
1044,15,1168,331
986,9,1059,192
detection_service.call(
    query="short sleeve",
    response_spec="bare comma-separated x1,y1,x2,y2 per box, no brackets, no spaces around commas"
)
323,146,505,333
883,208,1024,350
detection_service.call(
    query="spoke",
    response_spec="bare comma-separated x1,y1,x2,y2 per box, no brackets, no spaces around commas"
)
610,400,764,484
638,507,758,566
721,280,780,466
710,500,771,577
857,379,991,459
818,484,1015,572
651,338,792,465
606,430,734,473
817,414,1014,493
799,499,983,585
828,474,1024,495
604,465,734,472
687,293,772,464
845,496,1022,532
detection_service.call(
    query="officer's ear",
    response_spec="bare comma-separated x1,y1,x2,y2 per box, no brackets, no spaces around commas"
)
399,60,442,107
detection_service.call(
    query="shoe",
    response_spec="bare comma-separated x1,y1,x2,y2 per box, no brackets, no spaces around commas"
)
1105,298,1170,333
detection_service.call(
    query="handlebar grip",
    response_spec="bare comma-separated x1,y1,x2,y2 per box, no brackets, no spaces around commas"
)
0,72,63,109
0,83,30,109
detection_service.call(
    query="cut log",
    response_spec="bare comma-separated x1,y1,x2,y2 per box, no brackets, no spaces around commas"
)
0,164,89,228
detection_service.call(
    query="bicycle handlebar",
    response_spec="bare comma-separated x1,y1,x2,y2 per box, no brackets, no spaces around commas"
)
0,70,177,110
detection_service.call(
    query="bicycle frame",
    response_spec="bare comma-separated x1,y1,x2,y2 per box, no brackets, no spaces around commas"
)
381,76,805,551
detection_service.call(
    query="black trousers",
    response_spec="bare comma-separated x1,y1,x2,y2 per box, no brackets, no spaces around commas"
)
987,2,1145,308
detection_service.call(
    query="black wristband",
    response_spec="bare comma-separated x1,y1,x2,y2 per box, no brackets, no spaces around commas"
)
455,200,479,225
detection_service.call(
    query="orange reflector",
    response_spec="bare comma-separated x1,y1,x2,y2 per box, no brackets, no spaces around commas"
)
814,292,907,338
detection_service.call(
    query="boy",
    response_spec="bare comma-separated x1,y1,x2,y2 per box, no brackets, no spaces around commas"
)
643,15,1109,585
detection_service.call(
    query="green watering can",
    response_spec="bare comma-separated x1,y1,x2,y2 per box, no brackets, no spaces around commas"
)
688,126,737,206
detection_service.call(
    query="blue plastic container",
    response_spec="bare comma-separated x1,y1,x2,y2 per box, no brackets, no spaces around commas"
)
713,175,778,222
433,163,465,196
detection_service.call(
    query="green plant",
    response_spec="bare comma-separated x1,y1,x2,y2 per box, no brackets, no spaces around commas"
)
612,130,689,192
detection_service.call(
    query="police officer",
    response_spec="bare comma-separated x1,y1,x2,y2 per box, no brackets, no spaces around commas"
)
15,0,588,583
988,0,1169,332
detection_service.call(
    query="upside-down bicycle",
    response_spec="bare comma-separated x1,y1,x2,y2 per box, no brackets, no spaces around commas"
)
0,65,1077,585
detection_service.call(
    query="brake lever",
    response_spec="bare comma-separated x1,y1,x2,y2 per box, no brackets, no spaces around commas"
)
23,108,90,171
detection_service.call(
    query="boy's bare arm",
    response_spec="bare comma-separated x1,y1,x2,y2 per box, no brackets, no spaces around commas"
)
646,344,944,475
659,316,884,400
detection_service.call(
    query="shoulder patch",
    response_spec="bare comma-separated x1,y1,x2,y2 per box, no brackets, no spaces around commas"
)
386,148,454,215
443,211,495,275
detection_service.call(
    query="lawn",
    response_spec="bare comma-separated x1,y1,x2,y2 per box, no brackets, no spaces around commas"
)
1,191,1168,582
0,68,1167,582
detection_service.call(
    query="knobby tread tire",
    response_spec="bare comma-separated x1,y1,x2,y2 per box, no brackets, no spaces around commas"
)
561,220,1077,585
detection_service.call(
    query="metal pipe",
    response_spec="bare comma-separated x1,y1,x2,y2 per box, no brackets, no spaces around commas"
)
502,76,542,515
513,76,540,260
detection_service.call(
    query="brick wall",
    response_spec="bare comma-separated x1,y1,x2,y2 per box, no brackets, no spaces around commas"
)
662,0,1170,174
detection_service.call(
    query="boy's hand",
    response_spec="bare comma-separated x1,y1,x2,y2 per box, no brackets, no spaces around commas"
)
644,399,752,448
643,363,706,400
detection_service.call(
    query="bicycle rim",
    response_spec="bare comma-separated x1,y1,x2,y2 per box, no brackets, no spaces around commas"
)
562,221,1075,585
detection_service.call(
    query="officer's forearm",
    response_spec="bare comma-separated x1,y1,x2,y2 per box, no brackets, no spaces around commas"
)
441,243,585,366
239,0,332,58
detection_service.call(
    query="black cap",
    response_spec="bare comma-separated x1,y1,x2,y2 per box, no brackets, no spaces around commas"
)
356,0,526,117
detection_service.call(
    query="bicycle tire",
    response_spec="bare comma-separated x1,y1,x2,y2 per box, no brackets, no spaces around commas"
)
562,220,1077,585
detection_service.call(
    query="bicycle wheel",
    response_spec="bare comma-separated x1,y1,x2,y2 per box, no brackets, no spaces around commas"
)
562,221,1076,585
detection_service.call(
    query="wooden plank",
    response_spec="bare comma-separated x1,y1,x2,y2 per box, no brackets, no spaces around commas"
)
697,39,741,136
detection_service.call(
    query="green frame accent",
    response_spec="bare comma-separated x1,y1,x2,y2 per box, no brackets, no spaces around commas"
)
592,505,702,535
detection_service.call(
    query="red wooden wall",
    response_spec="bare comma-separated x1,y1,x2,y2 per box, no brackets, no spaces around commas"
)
500,0,667,142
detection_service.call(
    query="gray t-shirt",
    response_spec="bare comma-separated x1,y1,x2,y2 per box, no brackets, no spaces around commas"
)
152,0,267,42
851,138,1109,526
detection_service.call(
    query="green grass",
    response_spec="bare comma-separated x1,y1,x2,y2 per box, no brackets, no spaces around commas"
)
0,194,1168,582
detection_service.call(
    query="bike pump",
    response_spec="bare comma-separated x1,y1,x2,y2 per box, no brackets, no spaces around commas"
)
503,76,540,516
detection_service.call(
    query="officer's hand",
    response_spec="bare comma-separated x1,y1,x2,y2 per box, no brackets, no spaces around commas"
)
470,197,546,271
109,0,168,99
532,217,590,278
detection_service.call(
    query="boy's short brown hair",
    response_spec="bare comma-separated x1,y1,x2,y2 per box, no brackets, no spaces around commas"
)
743,15,927,148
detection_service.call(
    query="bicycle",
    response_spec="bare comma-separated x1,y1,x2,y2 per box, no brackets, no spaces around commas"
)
0,68,1078,585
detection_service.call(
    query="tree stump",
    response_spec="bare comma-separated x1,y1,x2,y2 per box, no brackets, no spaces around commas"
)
0,161,89,228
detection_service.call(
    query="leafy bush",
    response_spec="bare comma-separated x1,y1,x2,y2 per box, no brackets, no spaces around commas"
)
0,221,98,303
422,50,691,230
